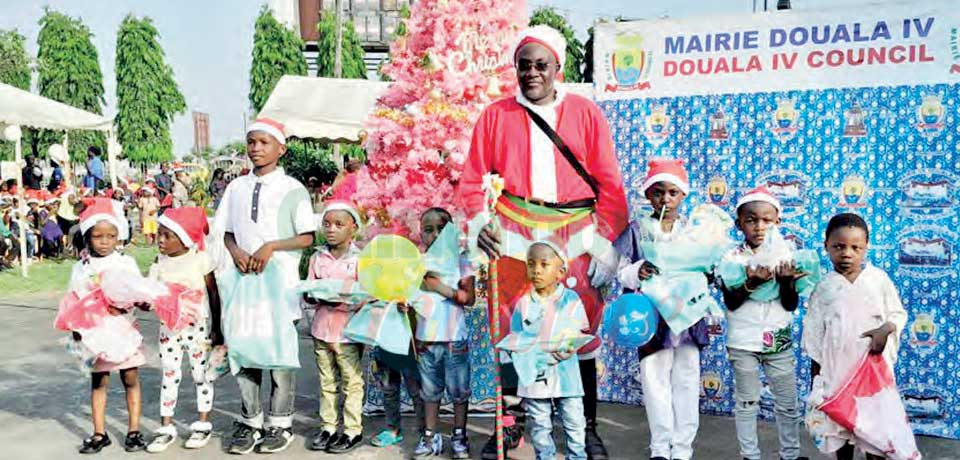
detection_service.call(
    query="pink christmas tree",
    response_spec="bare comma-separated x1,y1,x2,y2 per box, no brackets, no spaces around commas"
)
353,0,527,239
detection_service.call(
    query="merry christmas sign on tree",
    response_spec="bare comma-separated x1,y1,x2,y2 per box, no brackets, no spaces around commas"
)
354,0,527,238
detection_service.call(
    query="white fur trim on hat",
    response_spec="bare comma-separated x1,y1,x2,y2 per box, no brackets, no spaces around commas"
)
515,25,567,70
641,173,690,195
530,240,568,267
158,214,197,249
321,201,361,227
247,118,286,145
736,191,782,212
79,213,121,235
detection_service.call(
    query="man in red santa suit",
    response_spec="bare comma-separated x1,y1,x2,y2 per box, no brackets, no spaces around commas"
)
456,25,629,460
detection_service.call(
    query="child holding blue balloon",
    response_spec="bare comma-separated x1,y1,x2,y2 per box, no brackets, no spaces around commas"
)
304,200,366,454
411,207,476,460
613,158,708,460
717,187,809,460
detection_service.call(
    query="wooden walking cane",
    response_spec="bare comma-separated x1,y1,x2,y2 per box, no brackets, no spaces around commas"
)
481,174,505,460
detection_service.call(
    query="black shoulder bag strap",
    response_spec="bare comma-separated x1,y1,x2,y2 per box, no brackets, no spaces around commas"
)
521,105,601,199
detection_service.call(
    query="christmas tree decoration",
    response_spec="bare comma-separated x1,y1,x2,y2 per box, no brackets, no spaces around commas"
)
353,0,527,239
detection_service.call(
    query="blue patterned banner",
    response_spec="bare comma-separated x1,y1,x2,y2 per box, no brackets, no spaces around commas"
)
596,81,959,439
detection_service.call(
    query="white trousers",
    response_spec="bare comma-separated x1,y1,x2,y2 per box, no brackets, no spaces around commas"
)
159,322,213,417
639,343,701,460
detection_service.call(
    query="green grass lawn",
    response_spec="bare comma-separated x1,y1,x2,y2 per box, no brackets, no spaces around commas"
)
0,245,158,298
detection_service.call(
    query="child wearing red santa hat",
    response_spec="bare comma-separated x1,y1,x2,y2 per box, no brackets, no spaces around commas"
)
612,158,707,460
68,198,148,453
145,207,223,453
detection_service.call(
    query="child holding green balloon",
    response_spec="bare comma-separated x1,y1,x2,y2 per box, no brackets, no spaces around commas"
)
304,200,366,454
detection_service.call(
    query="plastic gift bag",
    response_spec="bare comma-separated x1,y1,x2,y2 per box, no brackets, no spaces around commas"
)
204,345,230,382
602,293,659,348
343,301,413,355
295,278,370,304
78,315,143,364
98,268,170,309
60,336,98,373
152,283,203,332
221,263,300,373
818,353,922,460
642,272,722,335
716,226,822,301
55,289,110,332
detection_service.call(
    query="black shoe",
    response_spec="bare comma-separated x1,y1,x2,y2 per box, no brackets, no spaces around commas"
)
79,433,112,454
124,431,147,452
227,422,263,455
309,430,334,451
650,457,668,460
259,426,294,453
480,423,524,460
326,433,363,454
585,427,608,460
783,458,810,460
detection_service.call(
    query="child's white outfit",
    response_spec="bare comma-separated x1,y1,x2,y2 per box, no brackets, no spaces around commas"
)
802,264,908,456
616,216,703,460
148,249,215,418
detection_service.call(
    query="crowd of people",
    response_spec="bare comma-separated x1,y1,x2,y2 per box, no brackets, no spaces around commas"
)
51,25,917,460
0,146,240,269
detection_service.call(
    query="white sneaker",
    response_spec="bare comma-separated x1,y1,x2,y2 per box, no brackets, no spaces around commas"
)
146,425,178,453
184,421,213,449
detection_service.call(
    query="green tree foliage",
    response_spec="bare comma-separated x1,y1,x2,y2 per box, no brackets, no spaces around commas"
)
0,29,31,161
315,12,367,79
529,7,584,83
0,30,30,90
115,14,187,167
249,7,307,113
281,139,338,184
35,9,106,161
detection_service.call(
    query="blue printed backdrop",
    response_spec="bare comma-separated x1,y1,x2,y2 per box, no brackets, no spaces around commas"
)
596,83,960,439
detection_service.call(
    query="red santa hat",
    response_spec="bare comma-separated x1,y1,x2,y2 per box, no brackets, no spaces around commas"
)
736,186,782,213
640,158,690,195
246,117,286,145
79,198,122,235
158,206,209,250
514,25,567,76
321,200,361,227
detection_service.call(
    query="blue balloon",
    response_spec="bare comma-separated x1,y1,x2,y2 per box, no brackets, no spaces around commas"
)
602,293,659,348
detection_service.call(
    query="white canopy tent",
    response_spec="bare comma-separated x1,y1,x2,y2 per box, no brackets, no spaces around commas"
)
257,75,596,142
0,81,120,276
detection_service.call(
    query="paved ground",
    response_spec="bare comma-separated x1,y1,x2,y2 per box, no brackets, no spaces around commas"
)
1,293,957,460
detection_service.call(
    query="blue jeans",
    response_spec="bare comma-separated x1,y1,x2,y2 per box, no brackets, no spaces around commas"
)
375,348,424,432
524,397,586,460
416,340,471,404
728,348,802,460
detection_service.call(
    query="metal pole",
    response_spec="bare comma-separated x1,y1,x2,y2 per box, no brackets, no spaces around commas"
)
63,132,72,194
753,0,758,13
333,0,344,169
14,134,28,277
764,0,769,12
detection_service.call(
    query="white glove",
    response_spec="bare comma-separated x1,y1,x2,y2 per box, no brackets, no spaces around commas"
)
588,258,616,288
588,245,619,288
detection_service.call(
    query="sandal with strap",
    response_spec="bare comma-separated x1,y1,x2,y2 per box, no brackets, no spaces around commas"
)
79,433,112,454
124,431,147,452
371,429,404,447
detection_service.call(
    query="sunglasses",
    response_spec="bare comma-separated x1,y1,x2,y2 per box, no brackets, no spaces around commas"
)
516,60,560,72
